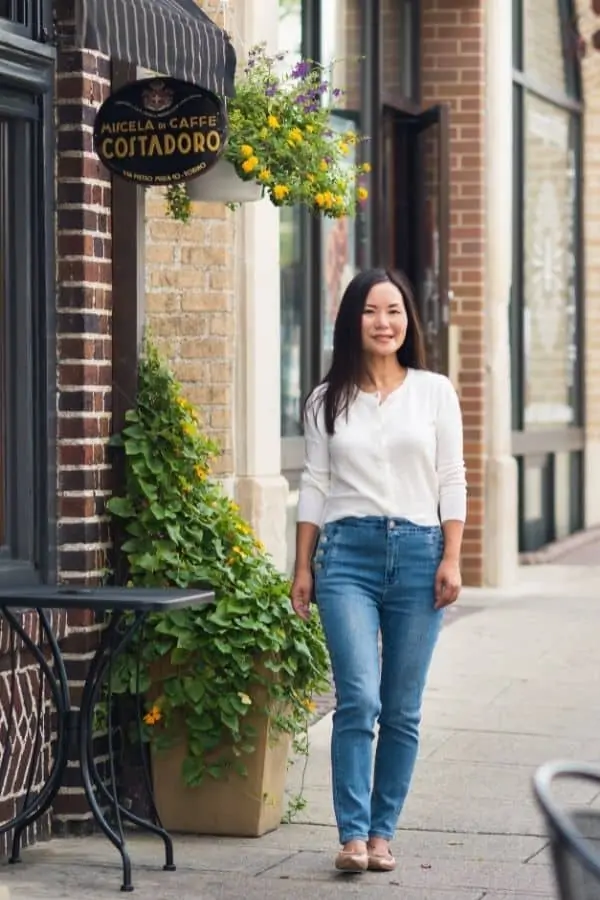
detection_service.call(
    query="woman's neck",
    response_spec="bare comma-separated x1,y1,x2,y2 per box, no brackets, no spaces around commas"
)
359,357,407,392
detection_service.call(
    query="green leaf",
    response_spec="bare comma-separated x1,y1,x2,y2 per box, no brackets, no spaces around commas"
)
220,709,240,732
184,678,205,704
106,496,135,518
169,647,189,665
182,755,205,786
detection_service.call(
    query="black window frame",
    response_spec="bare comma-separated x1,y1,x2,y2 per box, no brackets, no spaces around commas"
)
0,7,56,585
510,0,585,551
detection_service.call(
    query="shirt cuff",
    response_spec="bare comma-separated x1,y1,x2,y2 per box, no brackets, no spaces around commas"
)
297,485,326,527
439,487,467,523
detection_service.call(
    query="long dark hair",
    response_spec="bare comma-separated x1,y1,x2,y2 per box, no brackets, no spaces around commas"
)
309,268,427,435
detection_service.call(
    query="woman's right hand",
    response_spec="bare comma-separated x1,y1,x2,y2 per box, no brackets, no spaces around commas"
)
291,567,313,620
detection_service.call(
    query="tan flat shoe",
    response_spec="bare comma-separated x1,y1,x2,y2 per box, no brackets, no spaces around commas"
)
367,850,396,872
334,849,369,872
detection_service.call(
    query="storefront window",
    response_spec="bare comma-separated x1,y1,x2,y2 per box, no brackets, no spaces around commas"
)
511,0,583,552
523,96,578,428
280,0,417,442
0,0,29,28
523,0,569,94
279,0,303,437
320,0,362,111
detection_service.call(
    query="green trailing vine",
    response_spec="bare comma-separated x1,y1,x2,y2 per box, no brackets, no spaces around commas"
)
106,342,329,810
165,182,192,223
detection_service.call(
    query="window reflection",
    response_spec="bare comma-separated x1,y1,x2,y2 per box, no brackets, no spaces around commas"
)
523,95,578,428
279,0,304,437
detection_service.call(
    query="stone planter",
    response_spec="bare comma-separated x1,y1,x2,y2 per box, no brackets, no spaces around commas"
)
186,159,263,204
149,661,290,837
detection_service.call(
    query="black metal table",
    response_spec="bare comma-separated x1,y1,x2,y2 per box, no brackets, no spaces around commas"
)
0,585,214,892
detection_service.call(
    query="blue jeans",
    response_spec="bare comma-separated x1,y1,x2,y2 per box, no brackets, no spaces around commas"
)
313,516,444,844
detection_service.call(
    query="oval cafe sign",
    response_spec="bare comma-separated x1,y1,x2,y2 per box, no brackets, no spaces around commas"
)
93,77,227,186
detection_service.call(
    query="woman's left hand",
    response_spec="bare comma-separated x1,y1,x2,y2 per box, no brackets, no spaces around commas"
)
434,558,462,609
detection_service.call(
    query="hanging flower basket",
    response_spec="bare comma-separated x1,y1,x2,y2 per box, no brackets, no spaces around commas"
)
186,158,263,204
165,44,370,223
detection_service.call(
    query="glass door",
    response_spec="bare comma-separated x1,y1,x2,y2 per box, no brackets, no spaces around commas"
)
381,103,451,374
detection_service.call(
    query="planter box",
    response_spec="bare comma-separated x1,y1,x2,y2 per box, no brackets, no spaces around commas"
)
148,660,290,837
186,159,263,204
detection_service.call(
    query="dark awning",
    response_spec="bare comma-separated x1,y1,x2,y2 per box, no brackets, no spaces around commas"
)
78,0,236,97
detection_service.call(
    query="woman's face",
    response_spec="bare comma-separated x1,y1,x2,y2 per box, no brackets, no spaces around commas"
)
361,282,408,358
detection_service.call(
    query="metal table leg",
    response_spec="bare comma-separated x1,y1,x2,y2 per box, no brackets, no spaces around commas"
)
78,610,176,893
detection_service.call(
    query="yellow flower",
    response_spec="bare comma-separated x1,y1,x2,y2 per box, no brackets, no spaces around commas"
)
319,160,329,172
258,168,272,182
302,699,317,713
273,184,290,201
315,192,325,207
255,539,265,553
176,396,186,407
233,546,244,555
194,464,208,480
322,190,334,208
288,127,303,144
238,692,252,706
229,501,239,512
338,141,350,155
361,162,372,173
242,155,259,173
143,705,162,726
183,422,196,437
344,131,358,145
305,124,314,133
307,174,315,183
267,115,280,129
240,144,254,158
357,186,369,202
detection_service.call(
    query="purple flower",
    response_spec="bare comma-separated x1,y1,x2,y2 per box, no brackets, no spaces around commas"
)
265,83,278,96
291,60,312,79
333,88,344,98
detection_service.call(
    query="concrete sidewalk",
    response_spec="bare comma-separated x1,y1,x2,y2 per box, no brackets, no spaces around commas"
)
2,564,600,899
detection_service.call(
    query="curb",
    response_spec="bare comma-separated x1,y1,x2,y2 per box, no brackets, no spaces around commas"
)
520,526,600,566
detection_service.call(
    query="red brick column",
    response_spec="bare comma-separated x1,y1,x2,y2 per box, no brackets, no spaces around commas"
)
53,0,113,830
421,0,486,585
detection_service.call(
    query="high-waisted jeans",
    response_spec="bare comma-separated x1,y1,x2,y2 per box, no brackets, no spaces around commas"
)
313,516,444,844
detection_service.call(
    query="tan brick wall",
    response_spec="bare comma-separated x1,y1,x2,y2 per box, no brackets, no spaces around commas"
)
143,0,237,476
577,4,600,445
421,0,486,585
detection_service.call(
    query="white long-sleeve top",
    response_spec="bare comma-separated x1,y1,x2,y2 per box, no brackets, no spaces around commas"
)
297,369,467,528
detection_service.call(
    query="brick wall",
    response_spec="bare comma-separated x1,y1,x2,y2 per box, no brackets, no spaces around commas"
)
52,0,113,829
144,192,236,477
0,1,113,852
420,0,486,585
0,612,66,857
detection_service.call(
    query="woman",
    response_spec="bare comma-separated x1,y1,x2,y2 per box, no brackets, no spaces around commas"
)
291,268,466,874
